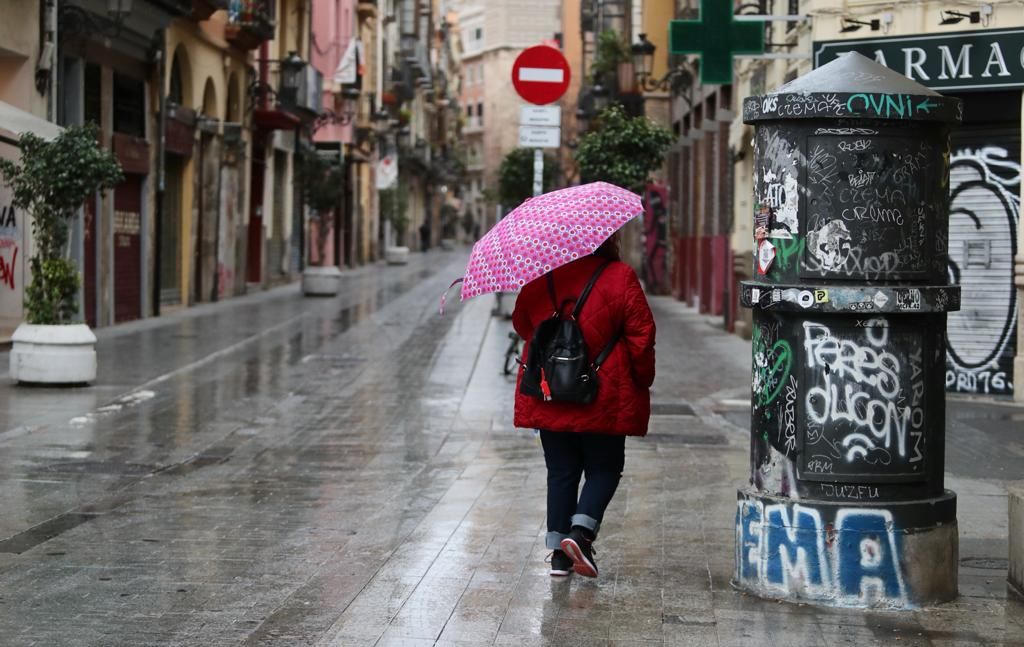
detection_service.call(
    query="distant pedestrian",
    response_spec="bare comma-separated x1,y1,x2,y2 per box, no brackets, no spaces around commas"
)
512,232,656,578
419,222,431,252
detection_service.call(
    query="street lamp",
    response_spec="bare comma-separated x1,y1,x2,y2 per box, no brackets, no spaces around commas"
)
631,33,656,81
592,84,609,112
107,0,132,22
396,126,411,148
630,33,694,96
280,51,306,101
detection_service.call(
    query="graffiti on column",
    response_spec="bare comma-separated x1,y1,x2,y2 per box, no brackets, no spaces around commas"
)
803,135,935,280
755,125,801,238
945,146,1020,396
642,183,669,294
736,499,907,607
801,316,926,478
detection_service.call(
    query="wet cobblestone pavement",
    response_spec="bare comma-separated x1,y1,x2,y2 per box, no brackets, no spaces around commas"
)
0,250,1021,646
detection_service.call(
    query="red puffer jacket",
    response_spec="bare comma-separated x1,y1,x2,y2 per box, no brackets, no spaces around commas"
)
513,255,656,436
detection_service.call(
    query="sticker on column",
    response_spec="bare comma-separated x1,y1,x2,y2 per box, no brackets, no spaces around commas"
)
756,239,776,275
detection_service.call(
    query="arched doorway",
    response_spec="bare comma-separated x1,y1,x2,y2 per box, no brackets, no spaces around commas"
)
159,46,191,307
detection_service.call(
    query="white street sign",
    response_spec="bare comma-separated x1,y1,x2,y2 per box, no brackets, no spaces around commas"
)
518,125,561,148
520,105,561,127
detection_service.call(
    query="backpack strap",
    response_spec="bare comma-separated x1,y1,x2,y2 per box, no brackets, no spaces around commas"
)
592,329,622,372
571,260,612,320
545,273,558,312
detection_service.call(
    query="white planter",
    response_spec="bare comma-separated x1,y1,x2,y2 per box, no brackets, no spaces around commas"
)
302,265,342,296
385,246,410,265
440,238,456,250
10,323,97,385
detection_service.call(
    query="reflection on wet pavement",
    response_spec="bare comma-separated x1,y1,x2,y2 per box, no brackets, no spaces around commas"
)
0,250,1020,645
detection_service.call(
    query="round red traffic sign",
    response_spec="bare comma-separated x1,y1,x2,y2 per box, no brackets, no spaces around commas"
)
511,45,571,105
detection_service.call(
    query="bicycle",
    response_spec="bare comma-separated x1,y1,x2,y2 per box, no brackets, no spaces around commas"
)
503,331,523,376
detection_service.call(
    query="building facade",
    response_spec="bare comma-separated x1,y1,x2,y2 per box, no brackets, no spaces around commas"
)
452,0,561,234
664,0,1024,399
0,0,58,340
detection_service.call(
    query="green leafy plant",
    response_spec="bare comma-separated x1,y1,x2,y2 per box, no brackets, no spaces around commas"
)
0,124,122,325
298,150,345,266
498,148,559,209
573,104,673,192
590,30,631,85
379,185,410,246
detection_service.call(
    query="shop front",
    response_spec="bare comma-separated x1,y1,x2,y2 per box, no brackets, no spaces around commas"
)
815,28,1023,397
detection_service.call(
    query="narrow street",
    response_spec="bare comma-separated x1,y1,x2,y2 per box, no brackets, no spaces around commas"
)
0,250,1021,646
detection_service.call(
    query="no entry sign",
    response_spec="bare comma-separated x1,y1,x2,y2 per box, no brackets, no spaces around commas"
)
512,46,570,105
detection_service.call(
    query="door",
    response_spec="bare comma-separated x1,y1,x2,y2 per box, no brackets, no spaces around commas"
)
945,91,1022,396
268,151,287,279
195,133,220,302
247,145,266,283
113,175,142,323
160,155,183,305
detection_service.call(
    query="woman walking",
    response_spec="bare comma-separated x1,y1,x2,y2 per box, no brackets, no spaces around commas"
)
512,233,656,577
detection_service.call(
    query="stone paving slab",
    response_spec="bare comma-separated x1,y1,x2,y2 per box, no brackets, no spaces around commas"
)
0,252,1020,645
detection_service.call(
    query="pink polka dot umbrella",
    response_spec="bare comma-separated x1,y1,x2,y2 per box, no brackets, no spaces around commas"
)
456,181,643,301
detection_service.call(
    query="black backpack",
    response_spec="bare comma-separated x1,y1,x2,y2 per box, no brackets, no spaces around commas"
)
519,261,621,404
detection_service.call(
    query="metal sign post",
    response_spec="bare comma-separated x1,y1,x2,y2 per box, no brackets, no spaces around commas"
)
532,149,543,196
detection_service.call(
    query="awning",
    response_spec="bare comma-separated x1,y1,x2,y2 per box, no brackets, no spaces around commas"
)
0,100,62,145
253,108,302,131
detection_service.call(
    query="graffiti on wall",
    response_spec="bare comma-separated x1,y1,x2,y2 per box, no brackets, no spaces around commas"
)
217,165,240,299
0,148,24,330
0,205,18,291
946,145,1020,396
735,499,907,607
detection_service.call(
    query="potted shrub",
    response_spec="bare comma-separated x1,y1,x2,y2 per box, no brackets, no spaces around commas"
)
298,150,345,296
0,124,123,384
380,185,410,264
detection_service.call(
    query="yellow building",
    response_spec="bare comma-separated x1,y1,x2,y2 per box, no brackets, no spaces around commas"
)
163,8,254,308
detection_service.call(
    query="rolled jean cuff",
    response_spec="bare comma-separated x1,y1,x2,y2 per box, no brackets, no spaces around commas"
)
571,513,600,536
546,531,569,550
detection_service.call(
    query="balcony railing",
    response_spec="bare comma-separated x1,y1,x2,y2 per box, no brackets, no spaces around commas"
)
225,0,275,51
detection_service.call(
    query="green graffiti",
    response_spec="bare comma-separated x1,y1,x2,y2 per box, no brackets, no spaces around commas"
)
774,237,805,272
846,93,939,118
752,328,793,407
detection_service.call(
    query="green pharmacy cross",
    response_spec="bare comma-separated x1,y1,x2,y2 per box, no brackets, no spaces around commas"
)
670,0,765,85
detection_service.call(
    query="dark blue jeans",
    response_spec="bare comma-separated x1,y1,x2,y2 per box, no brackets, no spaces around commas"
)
540,430,625,550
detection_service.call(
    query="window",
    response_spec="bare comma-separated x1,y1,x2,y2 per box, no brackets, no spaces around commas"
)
474,27,483,42
84,63,101,127
466,104,473,116
477,103,483,123
113,73,146,138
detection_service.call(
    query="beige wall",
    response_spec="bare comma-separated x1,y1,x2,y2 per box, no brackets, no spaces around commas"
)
0,0,48,117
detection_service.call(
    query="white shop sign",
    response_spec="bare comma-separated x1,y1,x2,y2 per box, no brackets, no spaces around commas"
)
518,125,561,149
519,105,561,127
